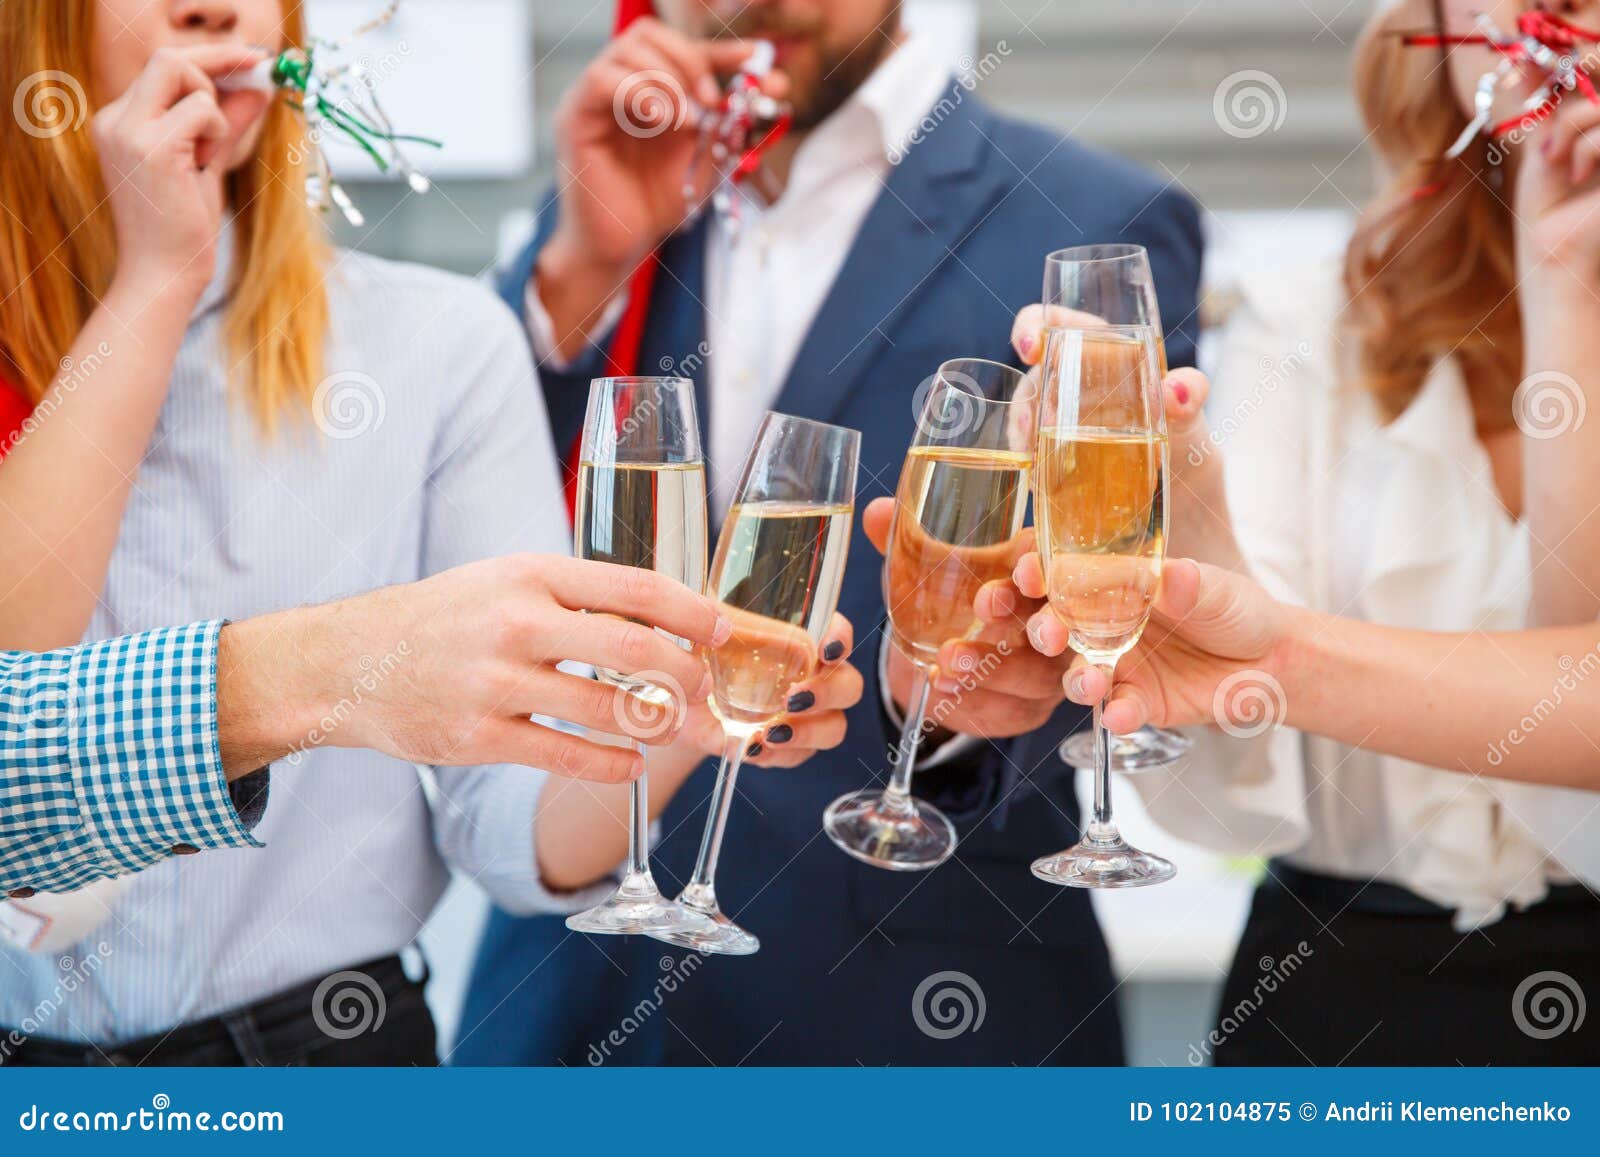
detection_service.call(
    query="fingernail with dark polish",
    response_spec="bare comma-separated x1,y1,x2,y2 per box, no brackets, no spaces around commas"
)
746,742,764,757
766,724,794,744
822,640,845,662
787,690,816,713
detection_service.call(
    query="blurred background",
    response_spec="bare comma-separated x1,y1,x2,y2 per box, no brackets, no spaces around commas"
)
308,0,1376,1064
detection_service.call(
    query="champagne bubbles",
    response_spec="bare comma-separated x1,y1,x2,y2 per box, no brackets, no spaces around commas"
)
1513,970,1586,1040
912,970,987,1039
610,669,687,742
1213,70,1288,140
1514,371,1586,440
311,969,388,1040
14,71,88,140
613,69,690,140
1213,669,1288,740
313,371,387,440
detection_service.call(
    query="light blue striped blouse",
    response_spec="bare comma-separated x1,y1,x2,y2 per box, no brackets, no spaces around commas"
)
0,229,593,1043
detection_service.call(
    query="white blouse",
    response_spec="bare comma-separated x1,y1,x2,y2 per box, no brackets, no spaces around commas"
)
1134,260,1600,929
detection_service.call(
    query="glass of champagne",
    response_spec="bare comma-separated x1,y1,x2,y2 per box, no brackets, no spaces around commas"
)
566,377,713,936
1031,325,1176,888
651,411,860,955
824,359,1034,870
1044,244,1193,774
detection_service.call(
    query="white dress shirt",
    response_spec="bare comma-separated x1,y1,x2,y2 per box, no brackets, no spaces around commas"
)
0,228,606,1043
1134,260,1600,929
528,33,976,761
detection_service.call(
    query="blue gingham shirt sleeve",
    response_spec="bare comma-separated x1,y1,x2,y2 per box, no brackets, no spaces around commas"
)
0,621,266,894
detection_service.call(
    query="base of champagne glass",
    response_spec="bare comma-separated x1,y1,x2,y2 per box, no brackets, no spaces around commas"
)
565,872,710,937
1031,831,1176,889
822,790,957,871
647,885,760,956
1059,725,1192,773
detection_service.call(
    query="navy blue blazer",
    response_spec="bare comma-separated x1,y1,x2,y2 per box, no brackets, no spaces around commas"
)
455,86,1203,1067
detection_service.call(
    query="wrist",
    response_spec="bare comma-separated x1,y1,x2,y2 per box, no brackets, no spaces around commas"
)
537,227,637,321
106,263,208,317
216,605,339,774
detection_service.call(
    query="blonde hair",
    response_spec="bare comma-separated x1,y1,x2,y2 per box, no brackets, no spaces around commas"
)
0,0,329,430
1342,0,1521,429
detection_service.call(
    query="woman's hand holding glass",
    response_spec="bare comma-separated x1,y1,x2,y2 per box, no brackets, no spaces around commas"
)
672,612,863,768
860,499,1069,739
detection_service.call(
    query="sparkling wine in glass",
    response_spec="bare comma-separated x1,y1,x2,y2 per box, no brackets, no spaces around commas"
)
1031,325,1175,888
651,411,860,955
825,359,1034,870
1044,243,1193,774
566,377,714,937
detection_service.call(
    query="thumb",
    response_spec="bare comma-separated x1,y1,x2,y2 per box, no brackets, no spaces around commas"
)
862,495,893,555
1154,558,1280,661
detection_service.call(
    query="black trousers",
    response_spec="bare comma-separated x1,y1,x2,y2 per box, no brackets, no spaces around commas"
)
1,954,437,1067
1212,865,1600,1066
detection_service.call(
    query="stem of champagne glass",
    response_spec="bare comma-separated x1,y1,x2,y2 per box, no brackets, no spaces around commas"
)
883,663,933,817
680,730,752,914
623,742,651,881
1088,658,1118,843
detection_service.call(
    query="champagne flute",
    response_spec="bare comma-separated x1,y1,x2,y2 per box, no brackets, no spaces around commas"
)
651,412,860,955
824,359,1034,870
1045,244,1193,773
566,377,713,936
1031,325,1176,888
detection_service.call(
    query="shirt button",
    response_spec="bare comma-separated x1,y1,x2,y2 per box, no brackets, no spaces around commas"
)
170,844,200,856
7,888,37,899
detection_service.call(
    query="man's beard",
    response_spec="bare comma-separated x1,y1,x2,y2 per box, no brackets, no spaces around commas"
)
791,34,895,130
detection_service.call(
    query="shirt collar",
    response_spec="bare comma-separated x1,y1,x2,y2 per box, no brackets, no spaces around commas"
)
781,32,954,196
853,32,958,163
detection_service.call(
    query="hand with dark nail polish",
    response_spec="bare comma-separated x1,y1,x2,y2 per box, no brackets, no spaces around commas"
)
822,640,845,662
766,724,793,744
746,742,764,758
786,690,816,713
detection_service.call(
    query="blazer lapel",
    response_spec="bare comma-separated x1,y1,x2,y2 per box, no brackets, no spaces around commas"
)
772,85,1006,427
